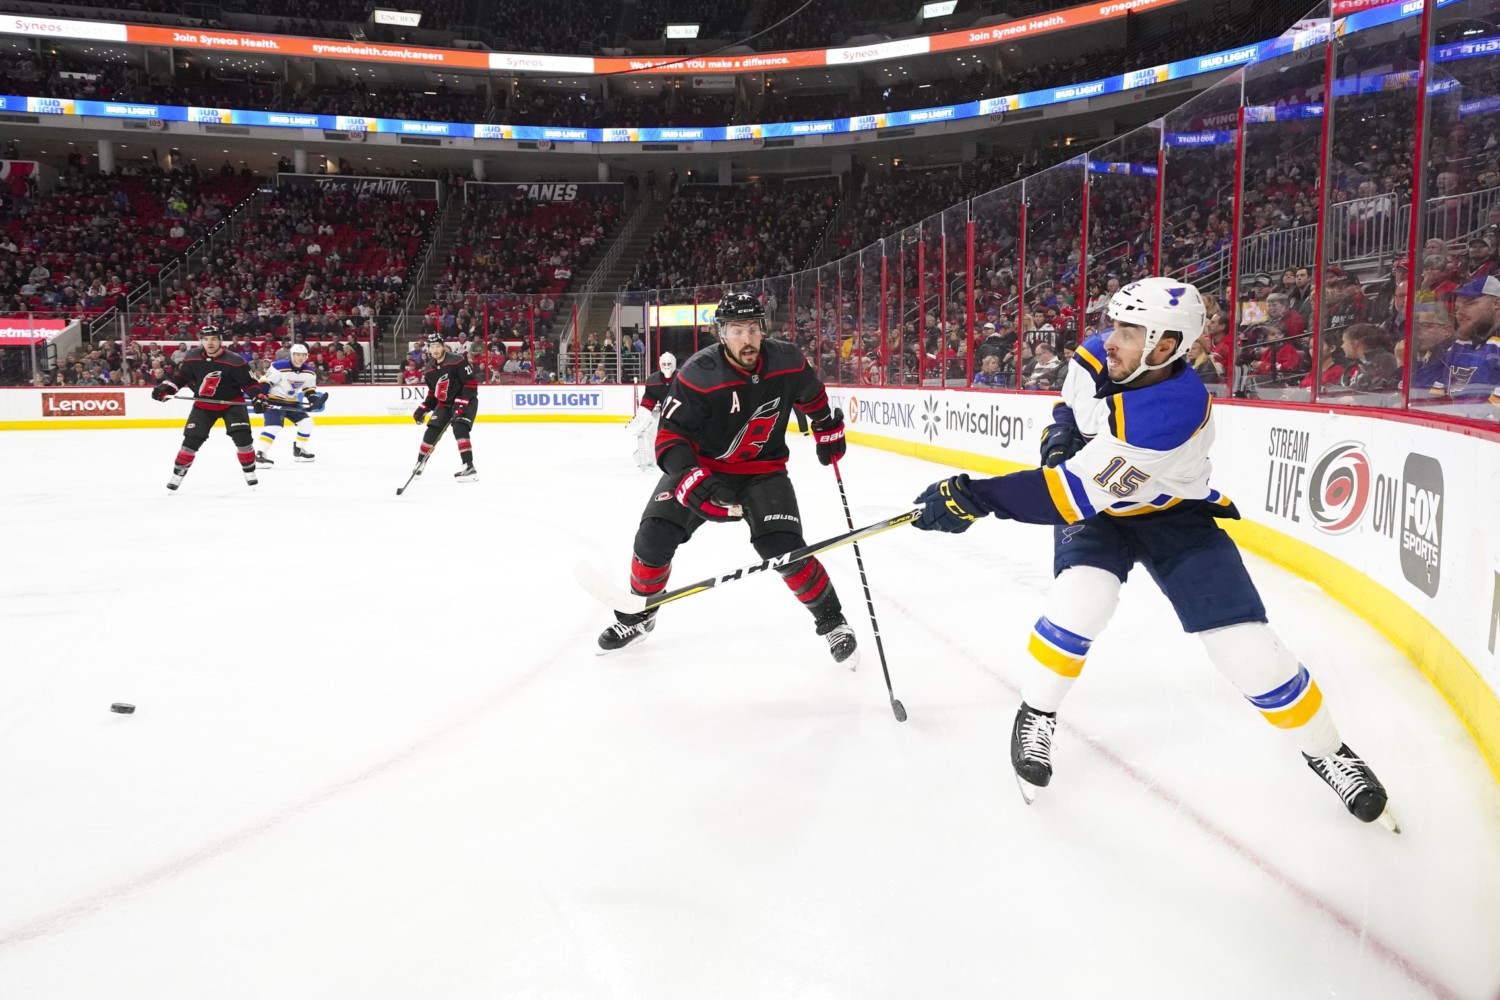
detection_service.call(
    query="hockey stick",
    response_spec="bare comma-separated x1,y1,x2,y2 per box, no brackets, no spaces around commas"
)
574,508,921,614
177,394,317,412
832,460,906,722
396,419,449,495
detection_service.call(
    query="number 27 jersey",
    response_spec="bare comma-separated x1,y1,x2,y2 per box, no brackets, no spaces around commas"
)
655,339,831,476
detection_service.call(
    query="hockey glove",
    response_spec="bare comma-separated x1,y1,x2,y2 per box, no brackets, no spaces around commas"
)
812,408,847,467
150,382,177,402
413,404,430,424
1040,411,1085,469
251,395,267,414
451,396,473,423
913,474,992,533
304,391,329,412
674,466,742,522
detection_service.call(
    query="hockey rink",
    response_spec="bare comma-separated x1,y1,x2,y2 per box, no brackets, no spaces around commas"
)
1,422,1498,1000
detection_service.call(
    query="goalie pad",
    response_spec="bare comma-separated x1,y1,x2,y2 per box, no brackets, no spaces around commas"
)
630,408,660,471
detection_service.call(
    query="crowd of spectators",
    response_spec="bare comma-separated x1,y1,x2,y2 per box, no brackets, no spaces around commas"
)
122,184,436,381
19,333,365,388
1,165,256,322
425,190,622,382
626,179,840,295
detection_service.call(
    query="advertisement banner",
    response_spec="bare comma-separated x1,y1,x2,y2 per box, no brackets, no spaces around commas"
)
508,388,608,412
647,302,718,328
40,390,126,417
1207,406,1495,697
0,318,69,346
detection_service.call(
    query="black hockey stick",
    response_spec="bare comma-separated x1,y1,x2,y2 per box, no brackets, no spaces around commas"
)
574,508,922,614
396,419,448,495
832,460,906,722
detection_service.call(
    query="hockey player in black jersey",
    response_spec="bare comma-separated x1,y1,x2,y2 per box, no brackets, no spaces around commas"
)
624,352,677,470
410,332,480,482
598,292,857,666
150,324,270,491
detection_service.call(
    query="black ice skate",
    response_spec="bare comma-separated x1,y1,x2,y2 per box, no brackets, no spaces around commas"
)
1011,702,1057,805
1303,744,1399,832
293,444,315,463
596,608,657,655
453,464,479,483
815,611,859,670
166,466,188,491
255,450,275,467
243,467,259,487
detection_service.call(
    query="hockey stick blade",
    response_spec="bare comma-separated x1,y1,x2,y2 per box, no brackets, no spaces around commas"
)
574,508,922,613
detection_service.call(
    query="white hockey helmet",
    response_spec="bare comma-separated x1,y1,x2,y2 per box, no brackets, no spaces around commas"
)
659,352,677,377
289,342,310,357
1104,277,1207,383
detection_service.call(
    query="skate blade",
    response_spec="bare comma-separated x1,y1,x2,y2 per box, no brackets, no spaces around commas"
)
838,648,860,672
1015,773,1043,806
294,457,315,463
455,475,479,483
1375,806,1401,834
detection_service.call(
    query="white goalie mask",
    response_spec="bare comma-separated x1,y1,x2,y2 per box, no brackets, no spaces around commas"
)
659,352,677,377
1104,277,1207,384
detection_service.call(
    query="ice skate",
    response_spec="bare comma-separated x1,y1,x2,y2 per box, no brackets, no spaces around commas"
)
293,444,316,463
597,608,657,654
166,467,188,491
454,464,479,483
1011,702,1057,805
255,450,275,467
243,468,259,487
815,611,859,670
1304,743,1399,832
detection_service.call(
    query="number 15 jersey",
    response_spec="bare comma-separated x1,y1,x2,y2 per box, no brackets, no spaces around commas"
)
655,339,832,477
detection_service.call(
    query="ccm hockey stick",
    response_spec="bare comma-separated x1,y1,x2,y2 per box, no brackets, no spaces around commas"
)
831,461,907,722
574,508,922,614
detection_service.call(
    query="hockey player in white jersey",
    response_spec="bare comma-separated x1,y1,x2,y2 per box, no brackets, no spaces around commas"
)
624,352,677,470
911,277,1397,830
256,343,327,466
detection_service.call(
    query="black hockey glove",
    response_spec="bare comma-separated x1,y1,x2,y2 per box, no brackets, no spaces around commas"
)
1040,417,1085,468
251,395,267,414
413,404,430,424
305,391,329,412
674,466,742,522
151,382,176,402
913,474,992,533
451,396,473,422
812,408,846,467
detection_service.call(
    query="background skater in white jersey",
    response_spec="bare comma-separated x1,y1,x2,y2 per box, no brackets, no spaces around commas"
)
911,278,1397,831
256,343,328,466
624,352,677,470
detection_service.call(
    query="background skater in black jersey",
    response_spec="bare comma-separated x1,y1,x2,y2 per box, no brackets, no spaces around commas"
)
410,332,480,482
598,292,857,666
150,324,270,491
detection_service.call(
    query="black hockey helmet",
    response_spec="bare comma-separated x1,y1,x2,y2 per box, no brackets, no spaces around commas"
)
197,323,222,341
713,291,764,336
425,330,444,346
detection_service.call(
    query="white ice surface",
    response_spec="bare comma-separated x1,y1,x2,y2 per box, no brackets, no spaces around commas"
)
1,424,1497,1000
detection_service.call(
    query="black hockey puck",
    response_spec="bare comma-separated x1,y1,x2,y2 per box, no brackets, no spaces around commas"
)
110,702,136,715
